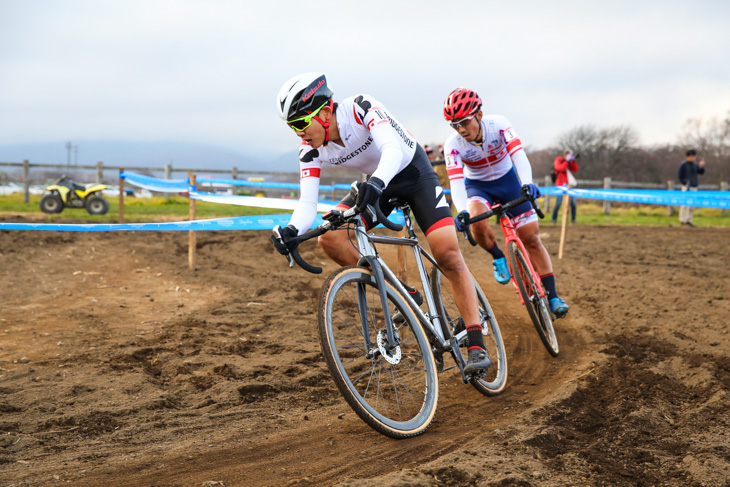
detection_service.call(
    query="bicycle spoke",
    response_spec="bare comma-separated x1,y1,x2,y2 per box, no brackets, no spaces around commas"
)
320,267,438,438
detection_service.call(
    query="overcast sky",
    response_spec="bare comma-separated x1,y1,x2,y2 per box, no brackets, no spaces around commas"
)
1,0,729,159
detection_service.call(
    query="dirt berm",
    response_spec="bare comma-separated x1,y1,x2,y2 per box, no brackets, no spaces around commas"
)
1,221,728,486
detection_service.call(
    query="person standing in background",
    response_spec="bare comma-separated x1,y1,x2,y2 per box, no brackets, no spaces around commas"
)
678,149,706,227
552,149,579,224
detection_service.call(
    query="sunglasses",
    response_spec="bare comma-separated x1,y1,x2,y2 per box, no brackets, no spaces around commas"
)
286,101,329,132
449,114,476,129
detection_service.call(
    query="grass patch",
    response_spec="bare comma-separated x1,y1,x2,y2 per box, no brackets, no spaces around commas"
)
1,193,727,227
0,193,291,222
540,198,730,228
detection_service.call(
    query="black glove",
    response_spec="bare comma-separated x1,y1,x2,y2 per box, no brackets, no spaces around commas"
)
454,210,470,232
271,224,299,256
523,183,542,200
354,177,385,213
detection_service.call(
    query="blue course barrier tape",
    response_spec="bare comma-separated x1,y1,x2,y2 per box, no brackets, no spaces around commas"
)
189,190,338,212
0,210,406,232
120,172,189,193
542,187,730,209
0,215,296,232
196,177,337,192
118,171,730,209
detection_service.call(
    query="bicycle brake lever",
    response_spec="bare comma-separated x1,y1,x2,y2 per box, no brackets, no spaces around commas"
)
273,225,296,268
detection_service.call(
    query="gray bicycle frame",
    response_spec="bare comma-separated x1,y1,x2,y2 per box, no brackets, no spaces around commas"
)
349,210,467,368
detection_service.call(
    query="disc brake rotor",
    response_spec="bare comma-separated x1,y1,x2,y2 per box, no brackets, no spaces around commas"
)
376,329,401,365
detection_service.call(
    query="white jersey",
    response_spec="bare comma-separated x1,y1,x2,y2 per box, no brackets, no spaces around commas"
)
443,114,533,212
288,94,417,233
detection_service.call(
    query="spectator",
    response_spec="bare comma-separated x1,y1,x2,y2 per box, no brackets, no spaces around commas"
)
677,149,706,227
552,149,579,224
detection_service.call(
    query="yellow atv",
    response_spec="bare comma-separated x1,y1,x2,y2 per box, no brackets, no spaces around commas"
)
40,175,110,215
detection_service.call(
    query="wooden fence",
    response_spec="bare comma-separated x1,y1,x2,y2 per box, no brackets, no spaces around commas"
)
1,160,728,216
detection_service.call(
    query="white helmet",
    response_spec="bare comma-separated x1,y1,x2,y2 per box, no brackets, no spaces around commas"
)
276,72,333,121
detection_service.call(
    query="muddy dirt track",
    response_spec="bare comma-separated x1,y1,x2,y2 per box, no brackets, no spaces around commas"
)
1,219,729,487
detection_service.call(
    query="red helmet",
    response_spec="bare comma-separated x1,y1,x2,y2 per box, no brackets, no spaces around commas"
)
443,88,482,121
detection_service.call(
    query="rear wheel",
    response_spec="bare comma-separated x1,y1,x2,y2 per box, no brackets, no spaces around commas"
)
85,194,109,215
430,266,508,396
319,266,439,439
40,193,64,214
507,241,559,356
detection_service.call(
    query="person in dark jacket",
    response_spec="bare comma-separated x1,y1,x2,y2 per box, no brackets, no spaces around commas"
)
677,149,706,226
552,149,579,223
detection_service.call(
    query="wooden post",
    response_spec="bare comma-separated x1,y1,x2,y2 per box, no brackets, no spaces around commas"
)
96,161,103,184
722,181,728,216
232,167,238,179
543,175,551,213
603,177,611,215
164,163,172,201
188,173,197,270
118,168,125,223
558,193,570,260
666,180,674,216
22,160,30,203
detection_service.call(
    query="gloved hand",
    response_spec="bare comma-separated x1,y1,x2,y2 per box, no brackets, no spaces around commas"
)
453,210,470,232
566,152,575,162
523,183,542,200
271,224,299,256
354,177,385,213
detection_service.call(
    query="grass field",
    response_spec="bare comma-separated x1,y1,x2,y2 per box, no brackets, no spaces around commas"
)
0,193,728,227
0,193,291,221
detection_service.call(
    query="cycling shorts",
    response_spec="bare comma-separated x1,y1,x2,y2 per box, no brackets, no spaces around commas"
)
465,167,537,229
336,144,453,235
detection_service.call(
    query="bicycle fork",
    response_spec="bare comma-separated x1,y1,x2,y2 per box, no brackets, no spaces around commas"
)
351,226,401,357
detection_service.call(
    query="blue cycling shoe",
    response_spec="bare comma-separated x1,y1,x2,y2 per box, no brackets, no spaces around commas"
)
550,297,570,319
492,257,511,285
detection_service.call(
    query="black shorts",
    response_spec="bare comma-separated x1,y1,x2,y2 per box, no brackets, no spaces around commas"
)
336,144,453,235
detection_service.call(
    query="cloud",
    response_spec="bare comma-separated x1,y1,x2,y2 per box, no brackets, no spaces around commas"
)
1,0,729,157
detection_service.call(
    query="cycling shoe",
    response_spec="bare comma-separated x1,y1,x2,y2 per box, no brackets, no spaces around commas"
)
492,257,511,285
550,297,570,319
464,347,492,375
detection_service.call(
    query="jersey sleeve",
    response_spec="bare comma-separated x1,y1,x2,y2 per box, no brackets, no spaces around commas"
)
497,116,533,185
287,144,322,235
353,95,408,186
444,140,468,213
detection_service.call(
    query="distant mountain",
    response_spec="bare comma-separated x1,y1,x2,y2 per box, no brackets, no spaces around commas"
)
0,140,295,173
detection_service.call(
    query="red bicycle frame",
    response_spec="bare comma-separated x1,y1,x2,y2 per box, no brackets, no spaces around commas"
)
489,204,547,304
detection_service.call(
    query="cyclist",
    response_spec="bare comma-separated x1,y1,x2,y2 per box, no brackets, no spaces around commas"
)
442,87,569,318
271,72,491,373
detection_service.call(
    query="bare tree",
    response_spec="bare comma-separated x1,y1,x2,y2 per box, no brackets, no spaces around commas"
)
553,124,640,182
678,111,730,181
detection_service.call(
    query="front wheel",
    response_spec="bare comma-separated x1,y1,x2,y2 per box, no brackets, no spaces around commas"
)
40,193,64,214
85,194,109,215
507,240,559,356
430,266,508,396
319,266,439,439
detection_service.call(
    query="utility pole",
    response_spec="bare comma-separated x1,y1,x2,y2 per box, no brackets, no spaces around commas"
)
66,141,72,167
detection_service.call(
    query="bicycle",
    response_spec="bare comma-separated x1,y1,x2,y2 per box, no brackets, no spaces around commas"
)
275,185,507,438
462,186,559,357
